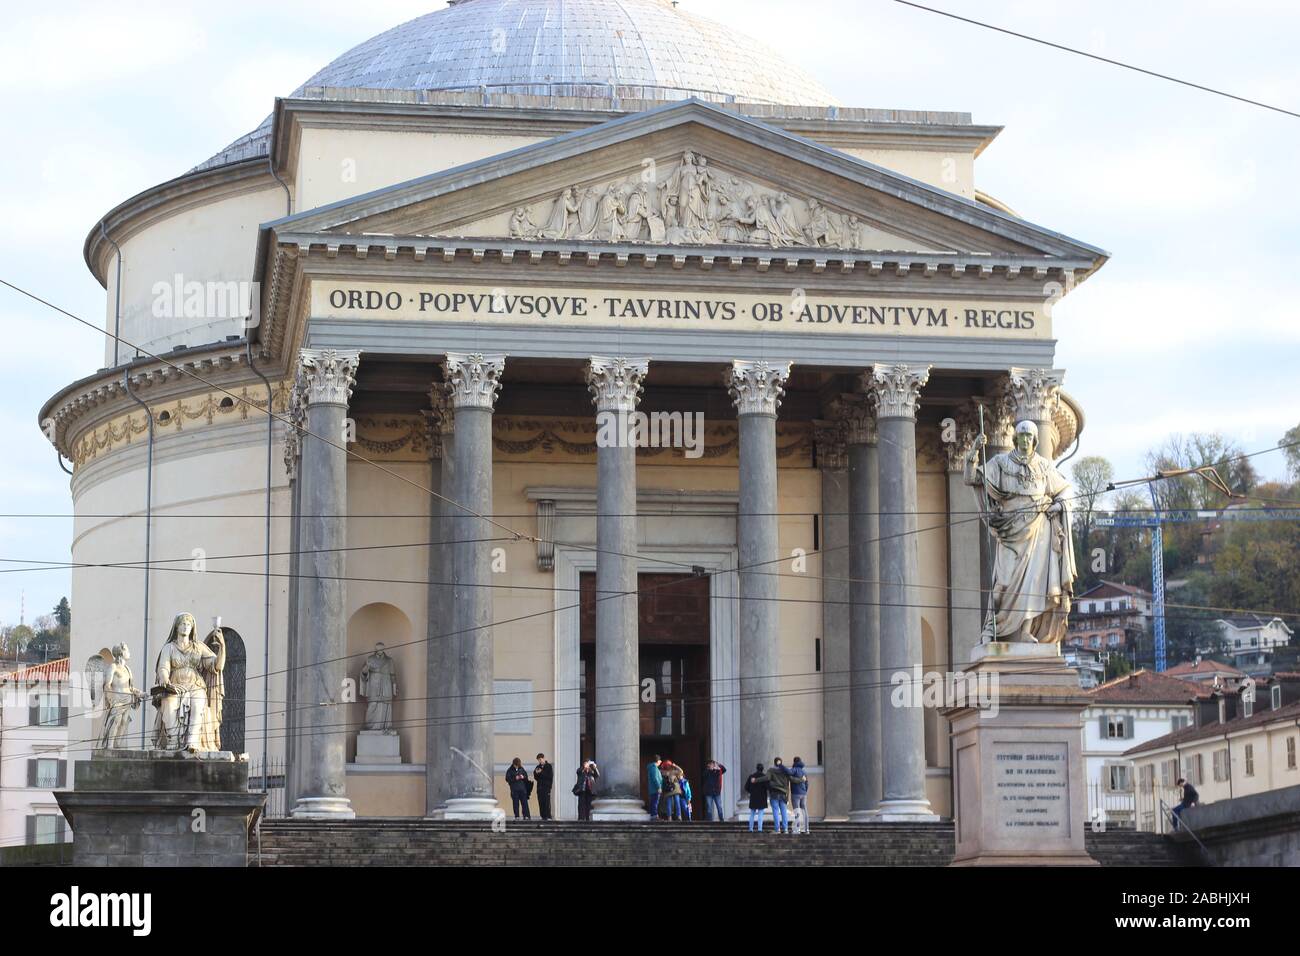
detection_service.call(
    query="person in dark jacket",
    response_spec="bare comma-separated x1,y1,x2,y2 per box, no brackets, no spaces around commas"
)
575,759,600,821
646,755,663,820
533,753,554,820
788,757,809,833
745,763,770,832
766,757,791,833
1172,777,1199,830
506,757,531,819
702,760,727,821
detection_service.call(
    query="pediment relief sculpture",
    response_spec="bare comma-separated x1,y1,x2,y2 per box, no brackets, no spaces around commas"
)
505,151,914,251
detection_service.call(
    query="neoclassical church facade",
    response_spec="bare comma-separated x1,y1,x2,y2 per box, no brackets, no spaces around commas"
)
40,0,1105,820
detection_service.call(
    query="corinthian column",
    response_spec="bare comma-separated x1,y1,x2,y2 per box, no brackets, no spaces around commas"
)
726,359,792,801
841,394,882,820
1006,367,1065,459
813,417,850,818
424,389,454,816
441,352,505,819
587,356,650,819
290,348,360,820
865,363,938,822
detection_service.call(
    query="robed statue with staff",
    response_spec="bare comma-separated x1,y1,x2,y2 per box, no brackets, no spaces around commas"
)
964,418,1077,644
151,612,227,753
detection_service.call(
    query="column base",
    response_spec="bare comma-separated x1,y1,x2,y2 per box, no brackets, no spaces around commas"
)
874,799,940,822
290,796,356,820
442,797,501,820
847,808,879,822
591,798,647,821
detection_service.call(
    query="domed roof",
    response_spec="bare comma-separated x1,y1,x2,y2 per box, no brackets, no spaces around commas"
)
295,0,839,106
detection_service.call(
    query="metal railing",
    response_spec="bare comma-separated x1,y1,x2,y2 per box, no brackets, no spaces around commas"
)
248,756,287,820
1159,798,1209,856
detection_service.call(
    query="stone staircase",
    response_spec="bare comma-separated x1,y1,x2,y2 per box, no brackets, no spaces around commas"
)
253,819,1198,867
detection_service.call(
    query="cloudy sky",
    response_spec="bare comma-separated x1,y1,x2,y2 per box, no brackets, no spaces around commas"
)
0,0,1296,627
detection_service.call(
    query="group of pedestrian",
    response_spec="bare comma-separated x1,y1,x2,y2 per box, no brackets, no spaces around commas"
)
503,753,810,827
744,757,809,833
645,755,699,821
504,753,556,820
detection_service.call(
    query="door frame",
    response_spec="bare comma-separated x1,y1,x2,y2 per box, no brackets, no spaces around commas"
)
553,545,739,819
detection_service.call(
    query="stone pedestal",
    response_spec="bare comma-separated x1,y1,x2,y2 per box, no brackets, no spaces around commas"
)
355,730,402,765
943,643,1097,866
55,750,265,867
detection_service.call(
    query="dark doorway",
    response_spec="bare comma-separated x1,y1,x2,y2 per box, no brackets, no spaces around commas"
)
579,572,711,813
217,627,246,754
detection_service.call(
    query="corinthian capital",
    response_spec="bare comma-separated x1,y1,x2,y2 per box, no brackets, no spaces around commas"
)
297,348,361,407
812,419,848,472
443,353,505,410
283,366,310,480
586,356,649,413
864,363,930,421
1006,367,1064,422
726,359,792,417
836,393,877,446
943,401,982,472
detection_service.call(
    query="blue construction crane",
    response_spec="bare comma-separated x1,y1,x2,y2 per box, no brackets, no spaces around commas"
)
1093,504,1300,672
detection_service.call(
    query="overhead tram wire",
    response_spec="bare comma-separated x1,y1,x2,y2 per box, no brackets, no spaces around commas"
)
891,0,1300,120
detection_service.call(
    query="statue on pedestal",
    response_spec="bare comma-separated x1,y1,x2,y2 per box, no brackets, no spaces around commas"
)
965,420,1077,644
92,644,146,749
151,612,226,753
359,642,398,734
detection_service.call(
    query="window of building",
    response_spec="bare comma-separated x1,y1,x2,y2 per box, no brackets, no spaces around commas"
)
36,694,64,727
1105,601,1113,611
1106,763,1132,792
34,815,60,845
1245,744,1255,777
1139,764,1154,788
1288,737,1297,771
1160,758,1178,788
1184,754,1203,786
1273,685,1282,710
35,758,59,788
1212,748,1229,782
1243,697,1253,719
1104,715,1133,739
1171,715,1190,731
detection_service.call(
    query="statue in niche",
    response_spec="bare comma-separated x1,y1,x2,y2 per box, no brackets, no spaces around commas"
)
965,421,1077,644
151,613,226,753
359,642,399,734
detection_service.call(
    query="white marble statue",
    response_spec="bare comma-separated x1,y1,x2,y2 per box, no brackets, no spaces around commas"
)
965,421,1077,644
359,642,398,734
151,612,226,753
94,643,146,749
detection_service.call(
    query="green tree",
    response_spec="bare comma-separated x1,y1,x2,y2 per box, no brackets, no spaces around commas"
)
1283,423,1300,483
53,597,70,629
4,623,35,661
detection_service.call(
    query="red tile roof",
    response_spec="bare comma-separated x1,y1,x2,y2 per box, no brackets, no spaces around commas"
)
1087,669,1212,704
0,658,69,685
1163,659,1244,678
1126,699,1300,756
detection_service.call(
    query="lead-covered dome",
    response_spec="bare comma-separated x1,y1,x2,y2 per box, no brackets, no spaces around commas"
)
296,0,839,106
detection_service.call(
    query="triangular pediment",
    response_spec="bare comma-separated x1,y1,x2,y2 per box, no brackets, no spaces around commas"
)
269,99,1105,263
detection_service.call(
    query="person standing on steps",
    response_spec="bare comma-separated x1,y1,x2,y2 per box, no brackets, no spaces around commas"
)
680,773,694,821
745,763,770,832
788,756,810,833
533,753,554,820
766,757,792,834
574,758,600,821
660,759,684,821
647,754,664,821
702,760,727,822
506,757,532,820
